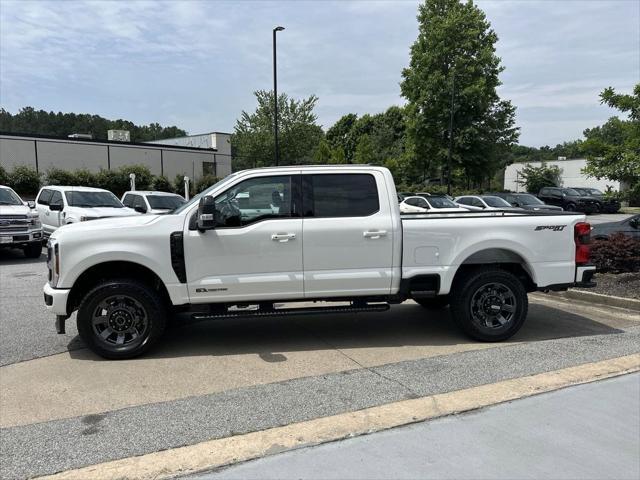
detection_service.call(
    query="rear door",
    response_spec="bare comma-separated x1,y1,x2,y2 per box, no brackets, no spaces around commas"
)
302,172,394,297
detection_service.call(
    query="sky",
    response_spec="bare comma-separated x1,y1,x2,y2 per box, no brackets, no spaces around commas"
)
0,0,638,147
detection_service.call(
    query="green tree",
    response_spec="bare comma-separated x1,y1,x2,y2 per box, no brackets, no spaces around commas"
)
354,134,376,164
0,107,186,141
582,84,640,204
329,146,347,164
400,0,518,186
151,175,174,193
326,113,358,162
232,90,324,169
0,164,8,185
313,138,333,164
516,163,562,194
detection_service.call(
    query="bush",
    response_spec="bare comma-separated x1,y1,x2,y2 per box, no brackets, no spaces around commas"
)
8,165,41,195
73,169,98,187
517,163,562,194
45,168,76,186
0,164,8,185
195,174,220,194
173,174,194,197
151,175,174,193
590,233,640,273
118,165,153,191
95,169,129,196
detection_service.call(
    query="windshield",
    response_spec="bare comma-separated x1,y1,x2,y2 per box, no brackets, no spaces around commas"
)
426,196,457,208
0,188,22,205
517,194,544,205
172,175,237,214
586,188,603,195
483,196,512,208
562,188,580,196
65,191,123,208
147,195,185,210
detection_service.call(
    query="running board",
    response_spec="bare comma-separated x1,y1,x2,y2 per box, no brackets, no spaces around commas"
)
191,303,390,321
410,290,437,299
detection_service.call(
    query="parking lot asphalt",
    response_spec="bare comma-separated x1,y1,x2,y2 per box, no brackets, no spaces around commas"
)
1,244,639,479
193,373,640,480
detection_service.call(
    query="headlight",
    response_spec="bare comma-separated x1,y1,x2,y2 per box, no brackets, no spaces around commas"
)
47,241,60,287
28,212,41,227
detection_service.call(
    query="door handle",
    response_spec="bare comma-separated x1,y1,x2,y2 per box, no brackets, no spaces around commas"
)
363,230,387,239
271,233,296,242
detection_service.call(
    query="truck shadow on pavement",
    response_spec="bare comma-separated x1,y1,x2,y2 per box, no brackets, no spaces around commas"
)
67,302,624,361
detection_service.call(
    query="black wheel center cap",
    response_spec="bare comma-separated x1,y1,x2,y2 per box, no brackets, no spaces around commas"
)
110,310,133,331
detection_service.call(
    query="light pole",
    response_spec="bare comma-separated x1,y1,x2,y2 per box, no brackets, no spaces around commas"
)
273,26,285,166
447,71,455,196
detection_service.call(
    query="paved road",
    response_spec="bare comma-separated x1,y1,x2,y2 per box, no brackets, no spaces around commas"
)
1,245,639,479
587,213,632,225
194,373,640,480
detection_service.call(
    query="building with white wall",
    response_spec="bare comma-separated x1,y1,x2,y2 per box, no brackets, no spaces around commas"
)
504,158,620,193
0,131,232,181
146,132,232,177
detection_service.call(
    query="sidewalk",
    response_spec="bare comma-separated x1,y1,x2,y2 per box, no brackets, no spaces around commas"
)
193,373,640,480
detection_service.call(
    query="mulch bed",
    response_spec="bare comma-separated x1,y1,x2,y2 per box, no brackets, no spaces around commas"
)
576,272,640,300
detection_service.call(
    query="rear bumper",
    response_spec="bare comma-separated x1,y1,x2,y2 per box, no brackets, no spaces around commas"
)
538,264,597,292
43,282,70,316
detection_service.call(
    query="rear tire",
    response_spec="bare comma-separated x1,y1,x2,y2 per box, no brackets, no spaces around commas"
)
414,296,449,309
450,268,528,342
565,203,576,212
77,279,166,359
24,242,42,258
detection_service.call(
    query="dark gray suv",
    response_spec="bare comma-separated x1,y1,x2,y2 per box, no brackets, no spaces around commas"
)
489,193,563,212
537,187,601,213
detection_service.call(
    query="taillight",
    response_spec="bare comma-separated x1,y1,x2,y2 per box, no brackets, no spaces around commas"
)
574,222,591,265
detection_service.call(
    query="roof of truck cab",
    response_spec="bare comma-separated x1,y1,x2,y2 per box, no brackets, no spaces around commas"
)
122,191,183,196
40,186,110,192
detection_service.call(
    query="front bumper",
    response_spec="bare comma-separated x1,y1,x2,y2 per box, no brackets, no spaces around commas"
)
0,229,43,246
43,282,71,316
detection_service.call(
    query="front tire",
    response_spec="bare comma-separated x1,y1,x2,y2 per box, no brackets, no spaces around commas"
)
24,242,42,258
450,269,528,342
77,279,167,359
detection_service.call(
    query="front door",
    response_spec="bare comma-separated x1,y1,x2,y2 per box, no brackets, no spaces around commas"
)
302,172,395,298
184,174,303,303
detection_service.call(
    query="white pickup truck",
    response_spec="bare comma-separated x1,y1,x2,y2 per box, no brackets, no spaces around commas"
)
43,166,596,359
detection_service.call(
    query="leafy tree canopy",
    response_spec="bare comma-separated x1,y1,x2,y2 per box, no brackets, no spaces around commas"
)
0,107,186,142
400,0,519,185
232,90,324,169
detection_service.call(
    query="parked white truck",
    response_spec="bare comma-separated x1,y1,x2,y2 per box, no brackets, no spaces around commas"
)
0,185,43,258
43,166,596,359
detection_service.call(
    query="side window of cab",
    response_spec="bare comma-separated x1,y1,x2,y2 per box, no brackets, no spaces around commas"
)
37,189,53,206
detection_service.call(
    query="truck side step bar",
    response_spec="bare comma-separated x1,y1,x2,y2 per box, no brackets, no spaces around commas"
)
191,303,390,321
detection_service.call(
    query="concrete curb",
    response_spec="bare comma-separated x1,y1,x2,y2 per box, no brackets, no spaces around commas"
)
36,354,640,480
558,290,640,312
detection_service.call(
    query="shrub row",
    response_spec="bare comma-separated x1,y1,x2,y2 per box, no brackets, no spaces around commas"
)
590,233,640,273
0,164,220,198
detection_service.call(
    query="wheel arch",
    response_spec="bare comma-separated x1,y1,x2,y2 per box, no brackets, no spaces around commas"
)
67,260,171,314
451,247,537,293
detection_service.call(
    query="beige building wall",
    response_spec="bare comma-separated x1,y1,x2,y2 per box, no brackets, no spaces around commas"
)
0,137,36,170
36,141,109,173
109,146,162,175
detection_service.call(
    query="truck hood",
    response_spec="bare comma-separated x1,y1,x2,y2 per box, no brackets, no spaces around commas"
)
0,204,31,216
51,214,163,240
65,206,139,218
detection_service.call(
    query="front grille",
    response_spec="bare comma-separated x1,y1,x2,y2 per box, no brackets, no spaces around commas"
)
0,215,29,232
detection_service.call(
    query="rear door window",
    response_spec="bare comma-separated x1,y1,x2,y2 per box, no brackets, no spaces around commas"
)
304,174,379,218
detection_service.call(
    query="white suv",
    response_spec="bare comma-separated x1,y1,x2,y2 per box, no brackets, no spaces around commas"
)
0,185,43,257
121,191,185,214
35,186,138,236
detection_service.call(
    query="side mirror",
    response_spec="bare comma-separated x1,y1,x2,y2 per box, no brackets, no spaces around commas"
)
630,218,639,229
49,203,63,212
27,201,36,209
512,202,520,207
134,205,147,214
197,196,217,231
